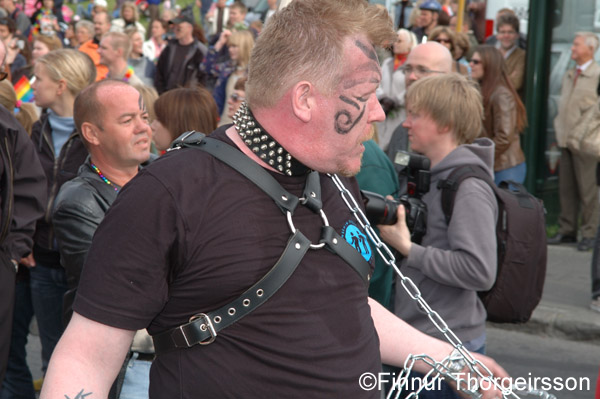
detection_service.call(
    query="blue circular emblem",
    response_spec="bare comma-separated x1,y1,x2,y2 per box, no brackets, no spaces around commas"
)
341,221,372,262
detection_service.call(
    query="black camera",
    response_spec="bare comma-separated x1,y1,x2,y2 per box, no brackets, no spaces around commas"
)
362,151,430,244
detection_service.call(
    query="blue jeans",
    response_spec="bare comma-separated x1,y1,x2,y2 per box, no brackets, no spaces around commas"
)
119,353,151,399
494,162,527,186
29,264,68,374
0,278,35,399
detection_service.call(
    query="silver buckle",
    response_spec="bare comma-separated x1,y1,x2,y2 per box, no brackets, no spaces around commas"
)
189,313,217,345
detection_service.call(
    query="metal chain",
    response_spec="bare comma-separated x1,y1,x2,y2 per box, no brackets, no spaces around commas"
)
329,174,557,399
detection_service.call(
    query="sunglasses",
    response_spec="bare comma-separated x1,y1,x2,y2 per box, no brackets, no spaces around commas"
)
435,38,451,44
470,59,482,65
230,93,245,101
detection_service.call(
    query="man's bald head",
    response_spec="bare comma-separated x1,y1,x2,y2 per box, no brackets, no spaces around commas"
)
404,41,453,87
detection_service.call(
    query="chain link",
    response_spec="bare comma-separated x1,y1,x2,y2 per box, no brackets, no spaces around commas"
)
329,174,556,399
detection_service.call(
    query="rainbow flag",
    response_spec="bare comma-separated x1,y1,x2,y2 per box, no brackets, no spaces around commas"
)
14,76,34,103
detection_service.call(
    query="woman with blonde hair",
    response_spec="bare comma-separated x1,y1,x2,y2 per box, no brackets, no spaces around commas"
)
376,28,417,150
126,28,156,87
110,1,146,37
200,28,254,123
27,49,96,383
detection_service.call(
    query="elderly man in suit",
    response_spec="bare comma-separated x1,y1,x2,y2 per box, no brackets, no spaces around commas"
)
549,32,600,252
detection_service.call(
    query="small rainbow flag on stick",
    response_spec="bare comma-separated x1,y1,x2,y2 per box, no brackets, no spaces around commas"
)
14,76,35,103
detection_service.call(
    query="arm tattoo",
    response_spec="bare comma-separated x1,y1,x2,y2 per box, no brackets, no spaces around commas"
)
64,389,93,399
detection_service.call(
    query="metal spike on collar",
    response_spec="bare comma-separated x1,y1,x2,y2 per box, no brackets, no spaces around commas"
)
232,102,309,176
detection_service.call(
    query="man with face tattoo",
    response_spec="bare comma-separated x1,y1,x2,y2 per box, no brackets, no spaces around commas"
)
40,2,509,398
51,80,155,399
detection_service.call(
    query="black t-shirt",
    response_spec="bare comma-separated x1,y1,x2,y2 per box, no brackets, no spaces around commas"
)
74,129,382,398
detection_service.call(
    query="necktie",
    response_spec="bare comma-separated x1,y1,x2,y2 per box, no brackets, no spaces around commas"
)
573,67,582,87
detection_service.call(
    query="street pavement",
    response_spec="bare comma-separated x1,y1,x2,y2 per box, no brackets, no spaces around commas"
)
23,242,600,395
488,243,600,345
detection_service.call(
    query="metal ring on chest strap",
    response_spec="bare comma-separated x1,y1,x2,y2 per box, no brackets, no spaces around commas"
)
286,200,329,250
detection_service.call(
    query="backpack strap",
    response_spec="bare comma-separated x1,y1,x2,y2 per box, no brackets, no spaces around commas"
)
439,165,535,224
438,165,493,224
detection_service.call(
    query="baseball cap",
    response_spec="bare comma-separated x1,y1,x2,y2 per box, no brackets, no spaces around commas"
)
419,0,441,12
169,7,194,24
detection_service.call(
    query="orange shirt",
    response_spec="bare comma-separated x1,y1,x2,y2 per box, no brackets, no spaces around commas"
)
78,39,108,82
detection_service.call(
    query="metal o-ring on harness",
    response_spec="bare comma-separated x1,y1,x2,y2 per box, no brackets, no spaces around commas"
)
285,198,329,250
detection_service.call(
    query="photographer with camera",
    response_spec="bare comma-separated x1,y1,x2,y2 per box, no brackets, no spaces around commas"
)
378,73,498,399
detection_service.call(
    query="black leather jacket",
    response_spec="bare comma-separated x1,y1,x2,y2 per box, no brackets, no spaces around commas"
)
52,154,158,289
52,157,118,288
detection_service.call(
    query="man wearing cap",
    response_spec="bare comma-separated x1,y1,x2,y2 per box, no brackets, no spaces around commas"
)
154,7,207,94
79,10,111,81
411,0,441,43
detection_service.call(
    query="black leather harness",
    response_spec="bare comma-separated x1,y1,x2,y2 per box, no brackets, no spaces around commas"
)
152,132,371,355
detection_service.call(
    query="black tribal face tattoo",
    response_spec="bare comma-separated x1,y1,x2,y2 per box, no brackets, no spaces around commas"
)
334,40,382,135
138,93,146,113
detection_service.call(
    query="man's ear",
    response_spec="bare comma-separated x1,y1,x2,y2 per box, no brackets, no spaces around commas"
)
290,81,315,123
80,122,101,146
437,123,451,135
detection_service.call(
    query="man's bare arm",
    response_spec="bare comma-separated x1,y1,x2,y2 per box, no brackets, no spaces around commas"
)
369,298,508,398
40,312,135,399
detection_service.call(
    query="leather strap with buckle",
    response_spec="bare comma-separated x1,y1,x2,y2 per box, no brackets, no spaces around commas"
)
152,231,311,355
153,132,371,354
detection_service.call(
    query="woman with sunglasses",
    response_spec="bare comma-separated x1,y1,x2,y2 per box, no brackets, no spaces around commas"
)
429,26,468,76
150,87,219,152
470,45,527,185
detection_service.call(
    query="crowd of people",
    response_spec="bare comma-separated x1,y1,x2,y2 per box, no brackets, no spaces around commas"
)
0,0,273,397
379,0,528,189
0,0,591,398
